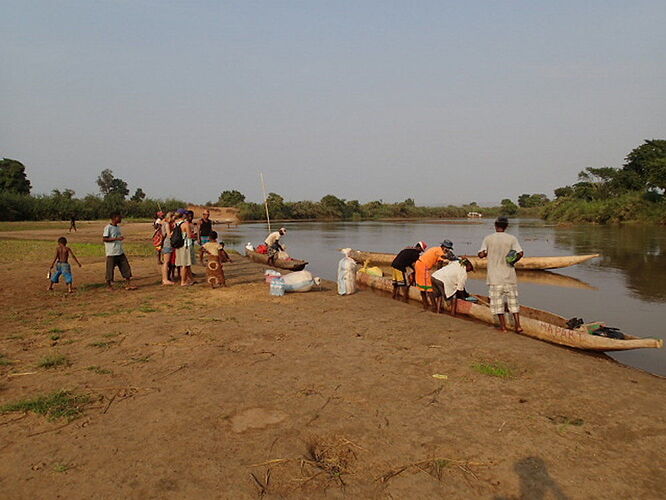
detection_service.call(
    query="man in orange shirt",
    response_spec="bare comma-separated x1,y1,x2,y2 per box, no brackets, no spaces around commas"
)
414,240,455,310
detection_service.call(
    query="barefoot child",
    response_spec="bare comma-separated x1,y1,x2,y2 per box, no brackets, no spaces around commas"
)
202,231,231,288
48,237,82,293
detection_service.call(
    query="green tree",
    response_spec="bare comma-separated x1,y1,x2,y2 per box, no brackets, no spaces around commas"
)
623,139,666,189
554,186,574,198
319,194,348,218
624,139,666,191
217,190,246,207
130,188,146,202
96,169,129,199
500,198,518,215
96,169,115,196
0,158,32,194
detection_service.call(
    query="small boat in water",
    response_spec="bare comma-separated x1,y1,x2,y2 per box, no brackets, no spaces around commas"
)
246,250,308,271
356,271,662,351
348,249,600,270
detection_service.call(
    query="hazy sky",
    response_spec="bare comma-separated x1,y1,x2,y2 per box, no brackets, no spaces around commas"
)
2,1,665,205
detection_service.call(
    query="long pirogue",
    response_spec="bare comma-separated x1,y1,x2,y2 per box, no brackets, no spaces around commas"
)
246,250,308,271
356,271,663,351
348,249,600,270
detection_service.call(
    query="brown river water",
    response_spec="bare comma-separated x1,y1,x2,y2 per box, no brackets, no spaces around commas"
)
218,219,666,376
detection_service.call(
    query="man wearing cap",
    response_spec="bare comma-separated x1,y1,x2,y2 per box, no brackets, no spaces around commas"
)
431,258,474,316
265,227,287,266
390,241,427,301
478,217,524,333
414,240,456,310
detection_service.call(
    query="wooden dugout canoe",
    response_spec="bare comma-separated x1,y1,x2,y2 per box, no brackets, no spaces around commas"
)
372,265,596,290
246,250,308,271
348,249,600,270
356,271,663,351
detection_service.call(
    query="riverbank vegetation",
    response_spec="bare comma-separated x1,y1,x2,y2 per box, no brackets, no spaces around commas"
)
3,139,663,224
541,140,666,224
0,162,185,221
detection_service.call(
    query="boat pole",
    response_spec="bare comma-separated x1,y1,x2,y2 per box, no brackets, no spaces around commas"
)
260,172,272,233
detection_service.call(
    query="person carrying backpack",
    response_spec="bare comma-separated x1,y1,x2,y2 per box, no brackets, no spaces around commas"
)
173,209,194,286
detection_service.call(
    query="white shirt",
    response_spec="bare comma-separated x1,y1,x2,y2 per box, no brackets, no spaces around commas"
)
103,224,124,256
479,232,523,285
431,261,468,298
265,231,282,246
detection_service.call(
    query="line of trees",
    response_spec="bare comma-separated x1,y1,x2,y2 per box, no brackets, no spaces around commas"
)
0,160,185,221
208,190,530,221
542,140,666,223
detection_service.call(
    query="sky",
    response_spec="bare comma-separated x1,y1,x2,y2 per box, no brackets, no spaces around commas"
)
2,1,665,205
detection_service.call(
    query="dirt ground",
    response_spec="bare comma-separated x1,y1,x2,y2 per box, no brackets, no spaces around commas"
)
0,223,665,499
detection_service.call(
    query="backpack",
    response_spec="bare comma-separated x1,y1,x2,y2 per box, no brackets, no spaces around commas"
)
171,222,185,249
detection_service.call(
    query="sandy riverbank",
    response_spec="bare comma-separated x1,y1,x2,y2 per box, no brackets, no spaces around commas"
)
0,225,664,498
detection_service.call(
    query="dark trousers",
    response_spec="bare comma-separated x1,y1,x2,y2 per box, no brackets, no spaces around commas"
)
106,254,132,282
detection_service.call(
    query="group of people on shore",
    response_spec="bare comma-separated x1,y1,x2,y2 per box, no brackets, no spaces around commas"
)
152,209,230,288
48,210,231,292
389,216,524,333
47,210,523,332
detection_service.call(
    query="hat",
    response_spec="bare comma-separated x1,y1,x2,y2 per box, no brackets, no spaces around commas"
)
441,239,454,249
415,241,428,251
495,216,509,225
176,208,187,215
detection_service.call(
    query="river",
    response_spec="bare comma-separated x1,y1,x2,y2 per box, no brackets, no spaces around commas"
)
216,219,666,376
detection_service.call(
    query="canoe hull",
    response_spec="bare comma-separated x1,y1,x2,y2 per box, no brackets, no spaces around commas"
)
246,251,308,271
348,250,600,270
356,271,662,351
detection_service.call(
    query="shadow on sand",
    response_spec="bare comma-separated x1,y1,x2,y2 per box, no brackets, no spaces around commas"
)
495,457,569,500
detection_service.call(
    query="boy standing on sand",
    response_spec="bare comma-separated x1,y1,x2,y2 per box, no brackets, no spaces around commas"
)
102,212,136,290
478,216,524,333
48,237,82,293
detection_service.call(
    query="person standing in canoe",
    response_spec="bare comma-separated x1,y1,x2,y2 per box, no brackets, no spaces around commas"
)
265,227,287,266
478,216,524,333
390,241,427,301
414,240,455,310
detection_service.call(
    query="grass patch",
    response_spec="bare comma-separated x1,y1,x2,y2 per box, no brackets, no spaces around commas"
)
129,355,152,363
471,361,513,379
0,353,14,366
137,305,158,313
88,341,115,349
79,283,109,292
48,328,66,334
87,365,112,375
90,310,115,317
7,334,24,340
37,354,71,369
50,334,61,341
0,390,90,421
52,463,73,473
0,239,154,263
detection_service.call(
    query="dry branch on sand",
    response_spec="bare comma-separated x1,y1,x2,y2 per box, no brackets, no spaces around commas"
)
377,457,487,484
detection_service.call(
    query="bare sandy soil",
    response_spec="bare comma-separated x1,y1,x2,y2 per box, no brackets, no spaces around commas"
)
0,224,665,499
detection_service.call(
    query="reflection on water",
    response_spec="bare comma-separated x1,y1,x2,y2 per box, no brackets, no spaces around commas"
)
218,219,666,376
552,224,666,303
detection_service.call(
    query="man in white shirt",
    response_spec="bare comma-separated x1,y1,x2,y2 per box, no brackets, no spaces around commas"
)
265,227,286,266
102,212,135,290
478,217,524,333
431,258,474,316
